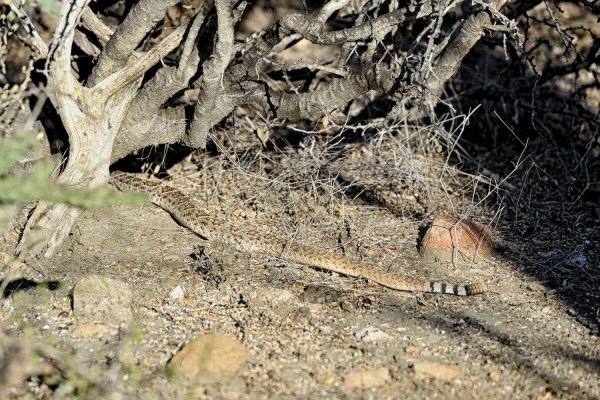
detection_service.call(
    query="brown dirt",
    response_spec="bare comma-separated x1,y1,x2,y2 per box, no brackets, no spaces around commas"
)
2,1,599,398
2,140,598,399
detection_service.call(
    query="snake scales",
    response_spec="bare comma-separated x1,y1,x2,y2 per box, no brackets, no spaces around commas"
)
111,173,485,296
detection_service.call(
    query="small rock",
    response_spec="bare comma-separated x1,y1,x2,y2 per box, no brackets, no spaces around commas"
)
168,334,249,382
291,306,312,322
318,325,333,335
354,327,391,343
169,284,185,301
566,254,588,269
541,306,552,314
537,391,553,400
339,300,354,312
488,370,502,381
420,216,494,262
72,275,132,326
413,361,462,381
343,367,390,389
301,285,340,304
405,346,421,356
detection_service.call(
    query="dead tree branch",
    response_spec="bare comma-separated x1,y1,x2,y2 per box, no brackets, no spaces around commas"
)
9,0,520,259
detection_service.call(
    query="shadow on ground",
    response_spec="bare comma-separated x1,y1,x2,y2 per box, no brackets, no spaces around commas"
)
1,278,61,297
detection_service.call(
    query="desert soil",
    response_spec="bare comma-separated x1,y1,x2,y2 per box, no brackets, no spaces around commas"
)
1,146,599,399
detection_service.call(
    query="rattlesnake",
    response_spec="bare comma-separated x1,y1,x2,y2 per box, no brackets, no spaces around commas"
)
110,172,485,296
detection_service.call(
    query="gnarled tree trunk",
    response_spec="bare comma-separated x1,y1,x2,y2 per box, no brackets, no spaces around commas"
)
13,0,508,258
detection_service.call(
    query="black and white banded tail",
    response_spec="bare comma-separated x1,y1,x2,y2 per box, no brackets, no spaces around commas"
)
430,282,485,296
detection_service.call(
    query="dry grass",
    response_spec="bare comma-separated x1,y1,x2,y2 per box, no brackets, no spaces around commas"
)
1,0,599,397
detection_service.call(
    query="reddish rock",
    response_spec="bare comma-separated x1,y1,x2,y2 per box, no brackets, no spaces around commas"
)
168,334,249,382
420,216,494,262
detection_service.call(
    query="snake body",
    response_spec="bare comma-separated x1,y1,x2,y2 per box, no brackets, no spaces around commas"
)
111,173,485,296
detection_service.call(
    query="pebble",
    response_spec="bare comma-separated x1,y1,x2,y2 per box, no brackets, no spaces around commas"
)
343,367,390,389
301,285,340,304
489,370,502,381
169,284,185,301
291,306,312,322
566,254,588,269
413,361,462,381
168,334,250,382
354,327,391,343
339,300,354,312
405,346,421,356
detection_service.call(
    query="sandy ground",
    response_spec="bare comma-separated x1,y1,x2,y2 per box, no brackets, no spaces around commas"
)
1,150,598,399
